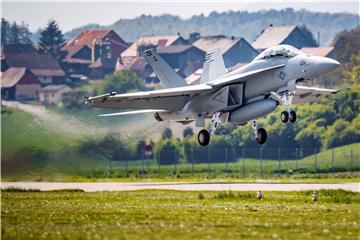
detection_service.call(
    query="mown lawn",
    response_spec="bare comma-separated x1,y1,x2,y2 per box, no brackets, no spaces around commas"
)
1,189,359,239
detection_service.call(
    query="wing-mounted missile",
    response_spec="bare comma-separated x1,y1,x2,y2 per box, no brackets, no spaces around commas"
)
85,92,117,104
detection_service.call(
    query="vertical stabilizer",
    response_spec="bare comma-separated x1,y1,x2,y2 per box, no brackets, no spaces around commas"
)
200,48,226,83
144,49,188,88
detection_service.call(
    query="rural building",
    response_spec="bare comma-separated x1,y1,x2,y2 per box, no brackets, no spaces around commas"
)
120,35,186,67
1,67,41,100
38,84,74,106
185,68,203,85
193,35,258,68
157,45,205,76
62,29,129,78
301,47,335,57
252,25,318,52
1,44,65,85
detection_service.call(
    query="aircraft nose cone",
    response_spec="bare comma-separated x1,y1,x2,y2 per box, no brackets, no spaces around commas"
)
306,56,341,77
321,57,340,71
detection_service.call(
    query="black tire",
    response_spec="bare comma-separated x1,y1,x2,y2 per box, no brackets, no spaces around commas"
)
256,128,267,145
198,129,210,146
281,111,289,123
289,111,297,123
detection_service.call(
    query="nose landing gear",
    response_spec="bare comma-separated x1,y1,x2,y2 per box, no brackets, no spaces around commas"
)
272,91,297,123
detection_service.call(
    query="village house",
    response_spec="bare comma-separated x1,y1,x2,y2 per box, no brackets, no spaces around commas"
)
118,35,190,85
301,47,335,58
1,67,41,100
120,35,186,67
62,29,129,79
193,35,259,68
157,45,205,76
252,25,318,52
1,44,65,85
185,68,203,85
38,84,74,106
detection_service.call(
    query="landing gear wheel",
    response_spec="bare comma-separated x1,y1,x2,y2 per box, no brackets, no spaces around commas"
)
281,111,289,123
256,128,267,145
289,111,297,123
198,129,210,146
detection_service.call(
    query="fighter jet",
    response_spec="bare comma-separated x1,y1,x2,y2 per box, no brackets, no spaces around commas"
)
86,44,340,146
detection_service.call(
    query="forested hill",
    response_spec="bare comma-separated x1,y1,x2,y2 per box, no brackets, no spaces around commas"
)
63,8,359,46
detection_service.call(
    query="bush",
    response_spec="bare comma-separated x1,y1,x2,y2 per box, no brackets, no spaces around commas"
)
97,70,145,95
183,127,194,138
78,135,130,161
154,138,182,165
183,135,235,163
161,128,173,139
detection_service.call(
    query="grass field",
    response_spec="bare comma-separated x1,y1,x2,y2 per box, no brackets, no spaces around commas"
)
1,189,360,239
2,106,359,181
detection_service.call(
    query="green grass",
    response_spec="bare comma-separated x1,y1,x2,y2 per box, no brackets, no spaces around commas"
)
2,106,359,181
1,190,360,239
1,107,79,154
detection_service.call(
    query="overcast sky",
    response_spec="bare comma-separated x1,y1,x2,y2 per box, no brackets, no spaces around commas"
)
2,1,360,32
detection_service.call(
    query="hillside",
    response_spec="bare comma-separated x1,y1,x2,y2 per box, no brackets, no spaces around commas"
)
63,8,359,46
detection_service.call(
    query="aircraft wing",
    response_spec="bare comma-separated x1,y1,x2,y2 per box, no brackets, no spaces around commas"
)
86,84,213,111
293,85,340,104
208,64,286,87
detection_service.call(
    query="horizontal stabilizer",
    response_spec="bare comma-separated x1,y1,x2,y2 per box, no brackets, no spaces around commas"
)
98,109,167,117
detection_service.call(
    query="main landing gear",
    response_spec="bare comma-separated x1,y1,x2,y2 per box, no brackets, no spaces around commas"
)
251,120,267,145
198,114,267,146
198,129,210,146
271,91,297,123
197,112,228,146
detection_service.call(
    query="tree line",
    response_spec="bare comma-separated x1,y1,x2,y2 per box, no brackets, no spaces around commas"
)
1,18,66,66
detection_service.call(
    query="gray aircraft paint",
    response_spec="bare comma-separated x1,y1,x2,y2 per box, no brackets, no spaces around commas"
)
87,44,340,135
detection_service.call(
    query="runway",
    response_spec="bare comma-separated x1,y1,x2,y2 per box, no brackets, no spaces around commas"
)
1,182,359,192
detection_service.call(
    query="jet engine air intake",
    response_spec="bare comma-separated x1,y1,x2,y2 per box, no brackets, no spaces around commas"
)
228,99,278,125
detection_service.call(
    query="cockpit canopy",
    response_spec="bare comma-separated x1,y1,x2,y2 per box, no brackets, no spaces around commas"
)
253,45,303,61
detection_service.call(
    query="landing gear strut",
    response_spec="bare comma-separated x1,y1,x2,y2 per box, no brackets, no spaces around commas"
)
271,91,297,123
197,112,229,146
251,120,267,145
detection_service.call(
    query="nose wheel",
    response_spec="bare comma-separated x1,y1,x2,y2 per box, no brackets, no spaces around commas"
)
272,91,297,123
281,110,296,123
289,111,296,123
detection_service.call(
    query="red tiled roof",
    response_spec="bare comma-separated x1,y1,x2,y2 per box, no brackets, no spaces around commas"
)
193,36,241,54
252,26,297,50
63,29,129,65
301,47,334,57
121,35,182,58
1,67,40,88
4,53,65,77
63,29,112,57
157,45,194,54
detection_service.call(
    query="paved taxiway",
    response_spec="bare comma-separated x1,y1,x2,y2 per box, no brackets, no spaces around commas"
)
1,182,359,192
